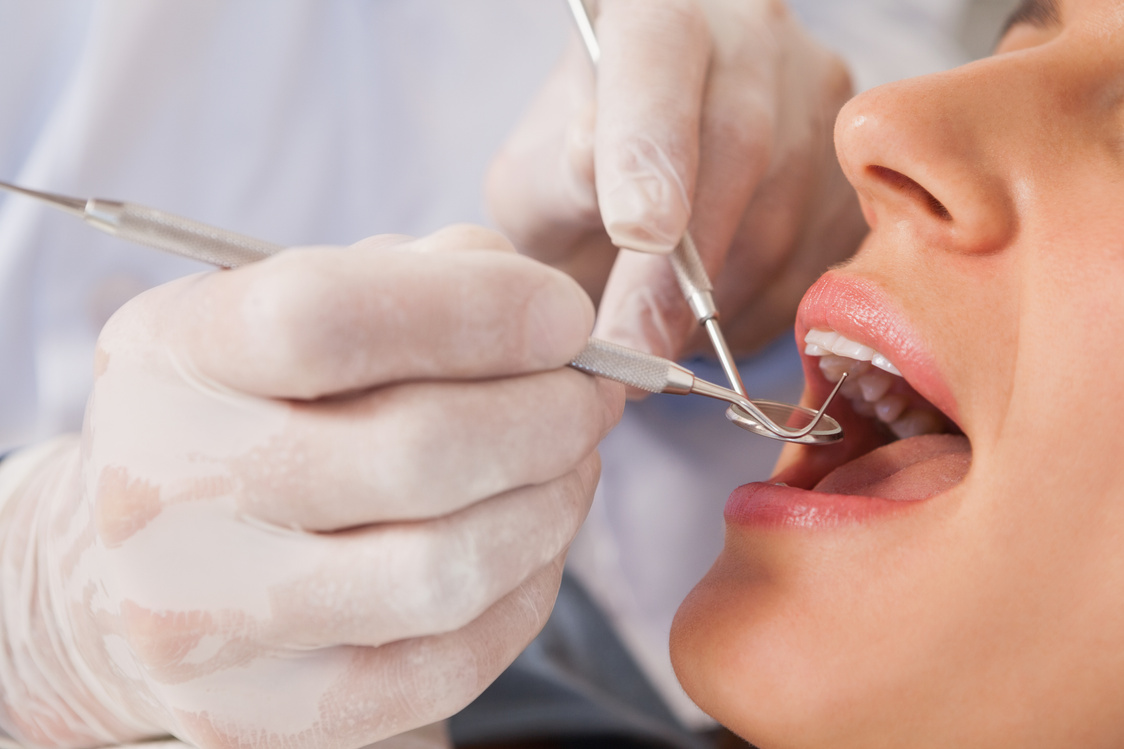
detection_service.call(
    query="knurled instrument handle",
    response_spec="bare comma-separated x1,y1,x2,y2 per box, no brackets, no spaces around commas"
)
569,337,694,394
85,199,282,268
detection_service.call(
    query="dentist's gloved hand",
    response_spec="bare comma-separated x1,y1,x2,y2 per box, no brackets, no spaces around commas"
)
0,227,622,749
488,0,867,361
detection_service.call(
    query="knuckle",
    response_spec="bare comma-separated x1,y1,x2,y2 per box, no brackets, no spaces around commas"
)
539,463,600,543
516,273,593,366
626,0,708,42
765,0,791,22
734,90,778,144
355,390,446,511
563,369,623,453
597,378,627,434
392,637,488,718
574,450,604,505
119,600,222,678
94,280,179,362
418,223,516,254
509,371,614,487
415,531,490,632
230,428,328,528
235,252,340,396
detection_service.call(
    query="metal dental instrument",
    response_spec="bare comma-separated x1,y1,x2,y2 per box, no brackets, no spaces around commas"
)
573,337,844,444
1,180,844,444
0,180,281,267
565,0,748,398
563,0,845,442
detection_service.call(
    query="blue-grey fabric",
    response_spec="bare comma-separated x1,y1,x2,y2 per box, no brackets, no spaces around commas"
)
450,572,716,749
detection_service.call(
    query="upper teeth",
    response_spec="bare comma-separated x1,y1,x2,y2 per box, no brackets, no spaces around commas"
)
804,329,901,376
804,328,945,439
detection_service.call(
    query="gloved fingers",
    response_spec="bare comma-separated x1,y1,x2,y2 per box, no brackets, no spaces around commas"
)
228,368,621,530
396,223,514,255
172,231,595,400
334,556,566,745
705,24,858,352
107,460,589,680
591,249,698,360
486,39,602,264
594,0,710,255
164,558,565,749
677,27,777,277
267,457,599,648
589,63,776,360
591,5,857,361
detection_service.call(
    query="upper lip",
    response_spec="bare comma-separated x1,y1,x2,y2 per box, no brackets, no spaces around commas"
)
796,271,961,429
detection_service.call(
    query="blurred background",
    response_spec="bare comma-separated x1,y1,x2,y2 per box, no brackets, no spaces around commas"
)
960,0,1021,58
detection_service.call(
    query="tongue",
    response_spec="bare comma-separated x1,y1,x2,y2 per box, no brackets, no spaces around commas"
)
813,433,971,500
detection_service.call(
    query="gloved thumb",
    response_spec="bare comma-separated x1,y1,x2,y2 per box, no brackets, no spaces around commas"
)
593,0,710,255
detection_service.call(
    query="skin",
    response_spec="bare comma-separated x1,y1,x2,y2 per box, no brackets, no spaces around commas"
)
671,1,1124,746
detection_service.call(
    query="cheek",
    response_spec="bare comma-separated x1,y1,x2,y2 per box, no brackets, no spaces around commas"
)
958,462,1124,741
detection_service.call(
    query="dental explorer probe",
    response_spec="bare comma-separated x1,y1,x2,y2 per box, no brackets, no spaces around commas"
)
565,0,749,399
572,337,844,444
0,179,844,444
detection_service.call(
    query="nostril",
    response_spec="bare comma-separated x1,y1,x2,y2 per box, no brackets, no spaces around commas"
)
867,165,952,221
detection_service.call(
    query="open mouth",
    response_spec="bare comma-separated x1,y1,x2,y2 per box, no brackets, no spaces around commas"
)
757,273,971,512
795,328,969,500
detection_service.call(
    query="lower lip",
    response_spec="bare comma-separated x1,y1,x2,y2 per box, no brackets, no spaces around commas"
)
725,482,920,529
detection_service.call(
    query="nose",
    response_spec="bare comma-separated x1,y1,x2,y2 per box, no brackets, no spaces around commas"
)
834,65,1018,255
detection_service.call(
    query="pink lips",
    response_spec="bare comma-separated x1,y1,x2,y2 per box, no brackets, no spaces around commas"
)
723,273,965,531
725,482,917,528
796,273,959,427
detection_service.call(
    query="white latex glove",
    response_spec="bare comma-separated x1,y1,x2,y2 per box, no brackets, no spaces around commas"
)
0,227,622,749
487,0,868,361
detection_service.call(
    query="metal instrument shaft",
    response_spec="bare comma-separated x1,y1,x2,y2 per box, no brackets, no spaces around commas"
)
564,0,749,398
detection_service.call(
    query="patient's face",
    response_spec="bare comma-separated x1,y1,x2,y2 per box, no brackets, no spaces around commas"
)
671,0,1124,745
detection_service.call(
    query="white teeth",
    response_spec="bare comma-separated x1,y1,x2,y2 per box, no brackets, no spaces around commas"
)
804,342,831,356
871,352,901,376
835,338,876,361
816,353,858,383
859,368,894,402
806,328,946,439
838,370,864,398
805,329,897,373
803,329,840,350
851,398,877,417
889,410,945,439
874,394,909,423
